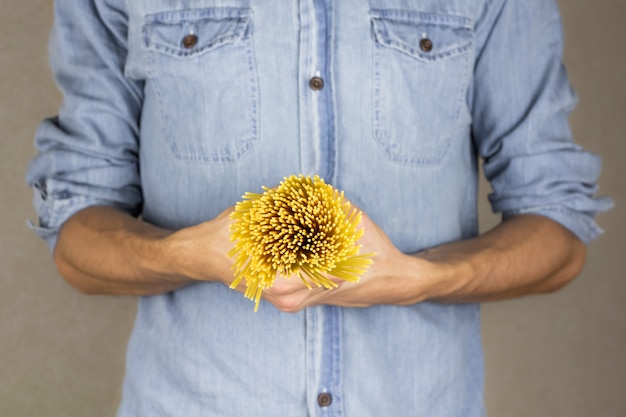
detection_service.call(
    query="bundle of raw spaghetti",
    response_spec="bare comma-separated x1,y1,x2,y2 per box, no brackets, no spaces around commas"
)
229,174,374,311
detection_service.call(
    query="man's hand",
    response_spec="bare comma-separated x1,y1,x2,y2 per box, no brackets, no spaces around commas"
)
259,210,435,312
166,207,237,287
253,207,587,313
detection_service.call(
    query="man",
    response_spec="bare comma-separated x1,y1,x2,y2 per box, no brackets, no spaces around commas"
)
27,0,611,416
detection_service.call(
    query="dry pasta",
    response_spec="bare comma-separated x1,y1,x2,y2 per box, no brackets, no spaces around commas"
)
229,174,374,311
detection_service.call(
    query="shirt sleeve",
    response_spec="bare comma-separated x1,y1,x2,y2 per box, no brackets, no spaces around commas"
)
470,0,613,244
26,0,143,252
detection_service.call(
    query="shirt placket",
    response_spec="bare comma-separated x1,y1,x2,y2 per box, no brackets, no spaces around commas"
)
298,0,337,181
299,1,343,416
306,305,344,417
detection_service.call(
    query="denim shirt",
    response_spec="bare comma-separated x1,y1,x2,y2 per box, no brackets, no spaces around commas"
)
27,0,611,416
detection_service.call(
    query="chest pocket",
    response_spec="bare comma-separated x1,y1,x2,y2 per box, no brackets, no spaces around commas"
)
143,8,259,163
371,10,473,165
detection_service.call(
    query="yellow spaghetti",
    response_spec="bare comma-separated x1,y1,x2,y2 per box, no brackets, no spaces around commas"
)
229,174,374,311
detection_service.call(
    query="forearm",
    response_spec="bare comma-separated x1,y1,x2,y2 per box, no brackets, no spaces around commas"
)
415,214,587,303
53,206,193,296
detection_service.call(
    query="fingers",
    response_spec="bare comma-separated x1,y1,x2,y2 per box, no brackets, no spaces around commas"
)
258,275,345,313
264,284,339,313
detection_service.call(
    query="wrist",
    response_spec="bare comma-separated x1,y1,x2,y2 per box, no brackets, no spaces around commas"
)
372,250,442,305
156,228,199,284
413,246,484,303
121,221,192,287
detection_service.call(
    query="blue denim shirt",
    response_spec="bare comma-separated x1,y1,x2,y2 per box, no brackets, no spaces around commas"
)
27,0,611,416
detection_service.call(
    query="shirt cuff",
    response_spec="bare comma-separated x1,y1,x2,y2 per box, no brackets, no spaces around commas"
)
503,197,614,245
28,182,138,253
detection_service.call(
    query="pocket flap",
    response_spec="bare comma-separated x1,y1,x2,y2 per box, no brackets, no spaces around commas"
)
371,10,472,61
143,8,251,57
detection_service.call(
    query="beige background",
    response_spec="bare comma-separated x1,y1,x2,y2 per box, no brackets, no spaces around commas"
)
1,1,623,416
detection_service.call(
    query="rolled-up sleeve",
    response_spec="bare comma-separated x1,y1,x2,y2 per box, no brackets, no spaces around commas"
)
26,0,143,252
471,0,613,244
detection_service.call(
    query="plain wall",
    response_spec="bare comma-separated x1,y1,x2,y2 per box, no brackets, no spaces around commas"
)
1,1,623,416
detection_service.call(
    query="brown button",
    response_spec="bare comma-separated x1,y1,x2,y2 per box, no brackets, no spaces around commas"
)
309,76,324,91
420,37,433,52
182,34,198,49
317,392,332,407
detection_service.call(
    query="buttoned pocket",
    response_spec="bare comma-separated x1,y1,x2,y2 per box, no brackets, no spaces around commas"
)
143,8,258,162
371,10,473,165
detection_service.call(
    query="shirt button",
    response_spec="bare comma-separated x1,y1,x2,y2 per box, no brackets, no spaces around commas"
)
317,392,332,407
182,34,198,49
309,76,324,91
420,37,433,52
